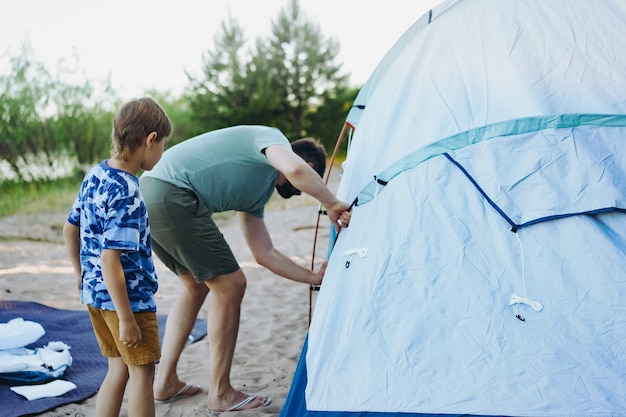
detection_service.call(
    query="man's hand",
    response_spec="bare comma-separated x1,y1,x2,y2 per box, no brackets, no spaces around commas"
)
313,262,328,286
326,201,351,230
337,209,352,228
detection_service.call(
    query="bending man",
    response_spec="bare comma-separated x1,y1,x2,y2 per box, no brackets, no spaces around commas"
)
139,125,350,412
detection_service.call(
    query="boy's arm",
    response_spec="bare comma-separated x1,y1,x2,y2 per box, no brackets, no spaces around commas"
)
63,221,82,294
101,249,142,347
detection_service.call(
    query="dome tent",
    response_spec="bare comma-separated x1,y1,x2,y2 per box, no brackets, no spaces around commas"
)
281,0,626,416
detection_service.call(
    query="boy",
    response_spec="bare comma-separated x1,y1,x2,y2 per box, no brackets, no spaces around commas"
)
63,97,172,417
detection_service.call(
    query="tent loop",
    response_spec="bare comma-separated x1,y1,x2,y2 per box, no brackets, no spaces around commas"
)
342,248,367,257
509,294,543,312
374,176,388,186
510,231,543,321
342,247,368,269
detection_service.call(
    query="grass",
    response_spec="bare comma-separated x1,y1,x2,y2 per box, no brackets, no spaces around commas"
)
0,176,235,224
0,177,81,218
0,156,347,220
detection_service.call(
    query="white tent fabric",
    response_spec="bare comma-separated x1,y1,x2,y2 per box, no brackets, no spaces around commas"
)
297,0,626,416
340,0,626,204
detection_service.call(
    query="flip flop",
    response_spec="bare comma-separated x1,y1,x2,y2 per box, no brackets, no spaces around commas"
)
205,393,272,414
155,383,203,403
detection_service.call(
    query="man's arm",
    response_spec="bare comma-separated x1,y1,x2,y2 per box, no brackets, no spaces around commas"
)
264,144,350,229
239,212,325,285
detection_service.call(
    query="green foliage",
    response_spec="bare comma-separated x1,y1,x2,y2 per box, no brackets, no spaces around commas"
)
142,90,202,145
259,0,349,137
187,16,268,132
307,85,359,151
0,176,80,218
187,0,353,149
49,83,116,170
0,45,54,182
0,43,119,182
1,0,364,210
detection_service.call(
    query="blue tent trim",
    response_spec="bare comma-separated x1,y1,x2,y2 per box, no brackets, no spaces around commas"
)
355,114,626,206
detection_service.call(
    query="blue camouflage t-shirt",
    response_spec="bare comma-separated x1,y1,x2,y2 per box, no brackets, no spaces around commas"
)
67,161,158,312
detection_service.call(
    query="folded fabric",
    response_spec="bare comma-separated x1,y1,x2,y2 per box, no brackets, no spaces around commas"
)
0,345,73,385
10,380,77,400
0,347,72,374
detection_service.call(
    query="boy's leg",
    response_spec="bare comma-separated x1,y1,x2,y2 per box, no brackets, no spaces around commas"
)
116,311,160,416
87,307,129,417
95,357,128,417
127,362,157,417
94,308,160,415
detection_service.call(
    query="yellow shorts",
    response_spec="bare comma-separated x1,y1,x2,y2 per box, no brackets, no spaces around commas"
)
87,305,161,366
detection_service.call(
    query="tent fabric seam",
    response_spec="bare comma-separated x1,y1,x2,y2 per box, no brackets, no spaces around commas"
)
355,113,626,206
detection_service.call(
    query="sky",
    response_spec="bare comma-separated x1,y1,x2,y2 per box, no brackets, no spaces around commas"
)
0,0,442,97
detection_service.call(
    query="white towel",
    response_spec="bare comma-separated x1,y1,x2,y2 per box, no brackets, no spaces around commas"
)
10,379,77,400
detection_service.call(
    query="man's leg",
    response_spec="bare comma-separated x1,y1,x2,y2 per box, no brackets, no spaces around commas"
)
153,271,208,401
204,268,270,412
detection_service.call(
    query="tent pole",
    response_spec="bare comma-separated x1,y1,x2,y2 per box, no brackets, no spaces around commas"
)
309,122,350,326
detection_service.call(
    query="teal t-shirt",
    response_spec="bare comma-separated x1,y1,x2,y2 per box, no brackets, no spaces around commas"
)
142,125,289,218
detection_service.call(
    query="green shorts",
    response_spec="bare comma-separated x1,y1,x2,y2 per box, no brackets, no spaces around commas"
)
87,306,161,366
140,176,240,282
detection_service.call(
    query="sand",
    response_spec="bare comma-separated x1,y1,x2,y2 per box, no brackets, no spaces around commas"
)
0,172,339,416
